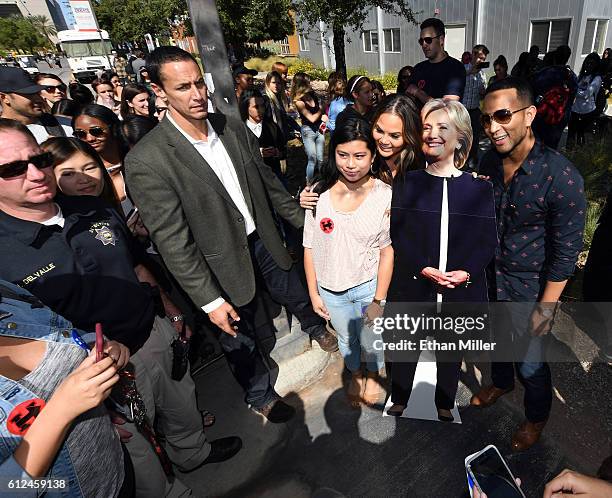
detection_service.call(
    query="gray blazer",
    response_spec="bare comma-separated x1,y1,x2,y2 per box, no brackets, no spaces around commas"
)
124,112,304,308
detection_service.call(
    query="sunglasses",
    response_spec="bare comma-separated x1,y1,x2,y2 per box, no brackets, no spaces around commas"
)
0,152,54,179
74,126,108,139
480,106,530,128
418,34,442,46
155,106,168,113
44,84,67,93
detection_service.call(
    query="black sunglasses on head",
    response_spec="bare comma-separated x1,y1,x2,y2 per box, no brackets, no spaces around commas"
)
480,106,530,128
73,126,108,139
418,34,442,46
0,152,54,179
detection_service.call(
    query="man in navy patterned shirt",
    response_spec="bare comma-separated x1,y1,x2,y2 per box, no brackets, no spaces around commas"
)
471,77,586,451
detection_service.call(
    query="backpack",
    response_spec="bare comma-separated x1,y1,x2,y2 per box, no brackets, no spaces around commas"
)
534,67,575,126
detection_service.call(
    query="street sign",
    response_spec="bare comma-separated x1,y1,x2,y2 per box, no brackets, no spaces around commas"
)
69,0,98,31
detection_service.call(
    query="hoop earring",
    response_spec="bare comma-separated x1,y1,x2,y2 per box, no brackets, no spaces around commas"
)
370,162,378,175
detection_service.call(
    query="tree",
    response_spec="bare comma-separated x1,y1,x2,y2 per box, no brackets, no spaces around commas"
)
217,0,294,50
94,0,189,45
0,16,49,52
28,15,57,46
292,0,417,77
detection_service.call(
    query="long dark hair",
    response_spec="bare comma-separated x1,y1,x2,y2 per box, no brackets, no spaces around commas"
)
41,136,120,209
72,104,129,159
313,118,376,195
238,88,264,122
579,52,601,78
370,94,424,184
120,83,150,120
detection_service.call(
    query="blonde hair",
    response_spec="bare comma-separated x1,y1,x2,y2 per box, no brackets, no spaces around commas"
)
265,71,287,111
421,99,472,169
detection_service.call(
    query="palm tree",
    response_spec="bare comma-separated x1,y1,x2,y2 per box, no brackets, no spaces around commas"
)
28,15,57,46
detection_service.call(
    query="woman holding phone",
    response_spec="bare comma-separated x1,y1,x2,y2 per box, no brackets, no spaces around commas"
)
0,280,132,497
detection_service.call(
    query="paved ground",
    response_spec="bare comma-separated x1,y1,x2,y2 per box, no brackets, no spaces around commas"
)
182,314,610,498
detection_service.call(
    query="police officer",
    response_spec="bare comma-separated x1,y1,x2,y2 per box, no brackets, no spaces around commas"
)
0,118,242,497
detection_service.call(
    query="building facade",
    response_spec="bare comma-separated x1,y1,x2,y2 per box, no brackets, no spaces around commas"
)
0,0,75,35
296,0,612,76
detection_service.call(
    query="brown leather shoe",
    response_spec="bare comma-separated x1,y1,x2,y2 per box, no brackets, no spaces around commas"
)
511,420,547,452
470,385,513,408
313,330,339,352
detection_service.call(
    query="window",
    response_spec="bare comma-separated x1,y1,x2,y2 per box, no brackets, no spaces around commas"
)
280,37,290,55
298,33,310,52
530,19,571,54
383,28,401,53
582,19,608,55
362,30,379,53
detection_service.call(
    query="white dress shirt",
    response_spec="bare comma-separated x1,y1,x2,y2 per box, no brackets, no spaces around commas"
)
245,119,263,138
166,112,257,313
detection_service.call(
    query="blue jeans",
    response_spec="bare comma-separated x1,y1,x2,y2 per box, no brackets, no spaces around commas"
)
301,125,325,180
318,279,384,372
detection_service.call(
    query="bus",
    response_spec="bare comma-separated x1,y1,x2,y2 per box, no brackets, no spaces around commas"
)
57,29,114,82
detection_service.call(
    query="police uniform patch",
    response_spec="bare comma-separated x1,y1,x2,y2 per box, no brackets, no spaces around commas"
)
94,227,117,246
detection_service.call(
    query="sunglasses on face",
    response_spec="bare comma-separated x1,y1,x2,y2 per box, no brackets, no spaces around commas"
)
418,34,442,46
155,106,168,113
44,84,67,93
480,106,530,128
73,126,108,139
0,152,54,179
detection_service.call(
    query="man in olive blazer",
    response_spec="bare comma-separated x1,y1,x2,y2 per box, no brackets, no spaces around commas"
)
125,46,331,422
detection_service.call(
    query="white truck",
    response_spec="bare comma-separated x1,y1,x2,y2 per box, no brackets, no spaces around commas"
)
57,29,114,82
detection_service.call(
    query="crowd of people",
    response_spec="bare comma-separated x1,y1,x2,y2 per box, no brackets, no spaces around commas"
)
0,15,611,498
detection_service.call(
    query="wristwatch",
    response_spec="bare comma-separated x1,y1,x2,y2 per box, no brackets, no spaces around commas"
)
372,298,384,305
168,314,185,323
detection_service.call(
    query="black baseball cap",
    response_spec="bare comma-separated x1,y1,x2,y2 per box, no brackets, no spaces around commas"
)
0,67,46,94
232,65,258,78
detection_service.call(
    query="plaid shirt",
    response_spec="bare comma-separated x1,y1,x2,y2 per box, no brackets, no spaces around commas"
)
114,57,128,79
462,65,486,110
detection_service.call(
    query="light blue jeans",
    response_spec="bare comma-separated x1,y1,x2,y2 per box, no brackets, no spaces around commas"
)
318,279,385,372
301,125,325,180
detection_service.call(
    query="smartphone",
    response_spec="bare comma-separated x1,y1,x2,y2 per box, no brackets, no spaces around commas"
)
477,61,491,69
466,445,525,498
95,323,104,362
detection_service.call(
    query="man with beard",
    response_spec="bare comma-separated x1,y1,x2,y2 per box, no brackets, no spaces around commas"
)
472,77,585,451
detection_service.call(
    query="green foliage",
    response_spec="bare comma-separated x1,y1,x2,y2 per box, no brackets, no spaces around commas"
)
94,0,188,43
28,16,57,45
583,200,603,252
0,16,50,52
217,0,294,48
565,140,612,203
286,57,398,90
245,55,297,72
292,0,417,75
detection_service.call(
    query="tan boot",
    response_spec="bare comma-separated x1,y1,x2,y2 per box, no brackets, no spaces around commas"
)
347,370,365,408
362,371,383,406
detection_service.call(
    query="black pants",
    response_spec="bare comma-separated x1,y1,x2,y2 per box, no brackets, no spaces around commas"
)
217,233,326,407
567,111,597,147
489,303,552,423
391,352,462,410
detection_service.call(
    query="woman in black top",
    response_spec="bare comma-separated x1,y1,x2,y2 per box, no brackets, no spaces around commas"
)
290,72,327,181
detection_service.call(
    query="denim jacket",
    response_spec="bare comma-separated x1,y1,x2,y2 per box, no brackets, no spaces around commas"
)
0,280,93,497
